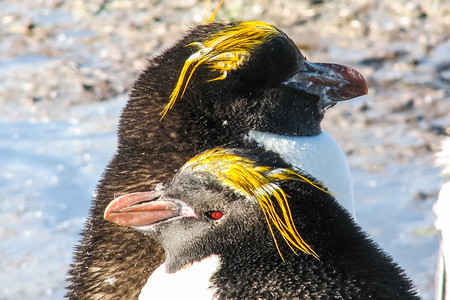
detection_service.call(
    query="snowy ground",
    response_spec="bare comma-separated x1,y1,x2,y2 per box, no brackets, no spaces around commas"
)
0,96,124,299
0,1,448,299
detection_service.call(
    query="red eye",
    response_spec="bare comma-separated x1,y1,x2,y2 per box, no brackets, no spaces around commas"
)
207,211,224,220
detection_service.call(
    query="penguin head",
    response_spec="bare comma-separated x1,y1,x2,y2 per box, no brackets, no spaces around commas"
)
104,148,328,272
133,21,367,137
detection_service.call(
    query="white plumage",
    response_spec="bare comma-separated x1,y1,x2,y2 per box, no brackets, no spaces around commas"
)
434,137,450,300
139,255,220,300
248,130,355,217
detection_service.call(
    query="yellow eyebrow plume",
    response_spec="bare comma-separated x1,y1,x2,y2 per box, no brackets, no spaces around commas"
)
160,21,280,120
203,0,211,25
183,148,328,260
203,0,225,25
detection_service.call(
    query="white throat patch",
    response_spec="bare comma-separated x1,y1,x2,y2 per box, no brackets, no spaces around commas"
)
139,254,220,300
248,130,355,217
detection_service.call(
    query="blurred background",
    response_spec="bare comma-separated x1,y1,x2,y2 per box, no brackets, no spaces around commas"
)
0,0,449,299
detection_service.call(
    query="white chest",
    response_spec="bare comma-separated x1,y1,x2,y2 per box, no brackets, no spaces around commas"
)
139,255,220,300
248,130,355,217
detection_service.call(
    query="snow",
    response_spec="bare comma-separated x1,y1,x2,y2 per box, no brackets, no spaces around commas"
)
352,163,441,299
0,96,125,299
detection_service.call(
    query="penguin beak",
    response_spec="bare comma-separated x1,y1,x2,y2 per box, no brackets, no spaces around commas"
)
104,191,196,227
283,60,368,109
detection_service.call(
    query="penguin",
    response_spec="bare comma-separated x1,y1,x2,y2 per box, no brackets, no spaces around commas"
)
434,137,450,300
104,147,419,299
67,21,367,299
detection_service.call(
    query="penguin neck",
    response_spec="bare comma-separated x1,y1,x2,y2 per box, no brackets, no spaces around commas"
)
118,96,248,155
212,235,319,299
247,130,356,217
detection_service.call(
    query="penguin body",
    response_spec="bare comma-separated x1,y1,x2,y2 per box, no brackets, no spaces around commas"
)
67,21,367,299
104,148,418,299
434,137,450,300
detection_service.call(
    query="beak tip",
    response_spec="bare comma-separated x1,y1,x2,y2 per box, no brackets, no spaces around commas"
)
103,211,111,221
356,71,368,97
339,63,368,98
363,80,369,95
103,199,118,220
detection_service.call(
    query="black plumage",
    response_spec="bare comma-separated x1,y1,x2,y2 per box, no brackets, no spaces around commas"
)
104,147,419,299
67,21,367,299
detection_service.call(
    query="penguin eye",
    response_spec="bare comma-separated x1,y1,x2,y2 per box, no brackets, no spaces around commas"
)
205,211,224,220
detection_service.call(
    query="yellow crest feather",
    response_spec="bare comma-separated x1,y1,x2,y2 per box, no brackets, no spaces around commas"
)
160,21,280,120
203,0,225,25
183,148,328,260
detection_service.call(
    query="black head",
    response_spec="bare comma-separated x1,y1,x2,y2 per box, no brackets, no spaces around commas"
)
121,21,367,148
104,147,326,272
